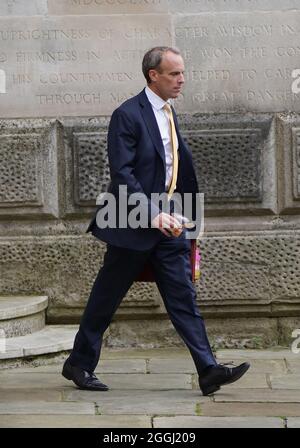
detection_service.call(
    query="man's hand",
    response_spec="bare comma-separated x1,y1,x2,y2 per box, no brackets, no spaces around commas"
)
151,212,183,237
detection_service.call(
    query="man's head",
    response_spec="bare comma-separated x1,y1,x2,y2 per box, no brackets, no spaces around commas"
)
142,46,185,101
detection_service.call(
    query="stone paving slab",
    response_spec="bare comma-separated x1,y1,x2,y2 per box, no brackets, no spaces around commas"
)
148,358,196,373
287,418,300,428
200,402,300,417
98,374,192,390
0,401,95,415
213,388,300,402
100,347,189,359
192,373,269,390
0,348,299,428
0,372,192,391
1,368,270,393
0,414,151,428
153,416,285,428
64,389,209,415
270,375,300,389
0,372,72,389
285,359,300,374
12,359,147,374
216,349,294,360
0,389,62,402
97,359,147,374
215,358,287,374
7,355,287,375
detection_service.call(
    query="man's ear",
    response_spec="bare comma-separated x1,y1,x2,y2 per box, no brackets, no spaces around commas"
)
148,69,158,83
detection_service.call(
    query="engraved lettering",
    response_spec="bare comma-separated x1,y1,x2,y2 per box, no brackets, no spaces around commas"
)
199,47,232,59
193,91,241,103
281,24,297,35
86,50,103,61
16,51,78,63
123,27,170,40
38,72,135,84
218,24,273,37
11,73,32,84
292,69,300,94
240,69,257,80
247,89,299,102
70,0,161,6
240,47,267,59
0,29,90,41
264,68,293,80
98,29,113,40
276,47,300,57
37,93,102,104
69,0,162,5
0,52,7,63
186,69,230,81
175,26,209,39
113,49,145,61
110,92,136,103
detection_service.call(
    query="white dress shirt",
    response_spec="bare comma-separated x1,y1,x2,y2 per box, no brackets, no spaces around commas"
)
145,86,178,190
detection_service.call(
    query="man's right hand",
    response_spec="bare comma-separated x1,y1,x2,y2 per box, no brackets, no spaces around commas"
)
151,212,183,237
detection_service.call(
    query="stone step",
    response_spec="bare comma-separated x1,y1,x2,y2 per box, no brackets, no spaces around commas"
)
0,296,48,337
0,325,77,369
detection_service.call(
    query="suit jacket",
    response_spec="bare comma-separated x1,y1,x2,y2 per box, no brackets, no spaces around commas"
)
86,88,200,251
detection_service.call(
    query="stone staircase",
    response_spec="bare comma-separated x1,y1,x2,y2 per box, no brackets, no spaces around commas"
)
0,296,77,369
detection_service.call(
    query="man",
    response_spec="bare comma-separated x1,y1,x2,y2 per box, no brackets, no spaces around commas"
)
62,46,250,396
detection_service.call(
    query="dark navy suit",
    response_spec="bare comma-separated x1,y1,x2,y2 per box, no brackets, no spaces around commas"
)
68,89,217,375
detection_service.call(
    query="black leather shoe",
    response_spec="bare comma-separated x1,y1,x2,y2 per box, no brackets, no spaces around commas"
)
199,362,250,396
62,359,109,391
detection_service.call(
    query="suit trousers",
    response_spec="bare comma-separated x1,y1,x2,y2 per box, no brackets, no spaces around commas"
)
68,228,217,376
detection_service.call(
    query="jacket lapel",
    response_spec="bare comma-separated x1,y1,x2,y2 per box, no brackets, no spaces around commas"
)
138,89,166,173
138,89,196,186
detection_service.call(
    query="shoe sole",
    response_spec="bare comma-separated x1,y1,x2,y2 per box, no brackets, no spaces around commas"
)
201,384,221,396
62,364,109,391
77,385,109,391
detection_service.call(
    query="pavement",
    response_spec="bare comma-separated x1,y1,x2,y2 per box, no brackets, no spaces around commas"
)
0,347,299,428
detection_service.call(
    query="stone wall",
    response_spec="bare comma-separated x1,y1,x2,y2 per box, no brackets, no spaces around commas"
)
1,0,300,348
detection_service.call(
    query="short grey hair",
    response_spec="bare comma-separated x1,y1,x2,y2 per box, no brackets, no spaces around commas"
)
142,46,181,84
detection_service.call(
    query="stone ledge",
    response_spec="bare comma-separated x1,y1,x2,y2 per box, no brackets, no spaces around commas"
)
0,325,77,363
0,296,48,321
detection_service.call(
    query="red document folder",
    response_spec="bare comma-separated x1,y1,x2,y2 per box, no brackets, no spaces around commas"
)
135,239,200,283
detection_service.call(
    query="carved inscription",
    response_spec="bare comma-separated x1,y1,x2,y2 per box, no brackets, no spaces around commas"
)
47,0,300,15
1,11,300,116
174,12,300,112
0,15,172,117
48,0,168,15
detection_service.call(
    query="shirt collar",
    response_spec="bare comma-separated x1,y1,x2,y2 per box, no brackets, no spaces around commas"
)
145,86,171,111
